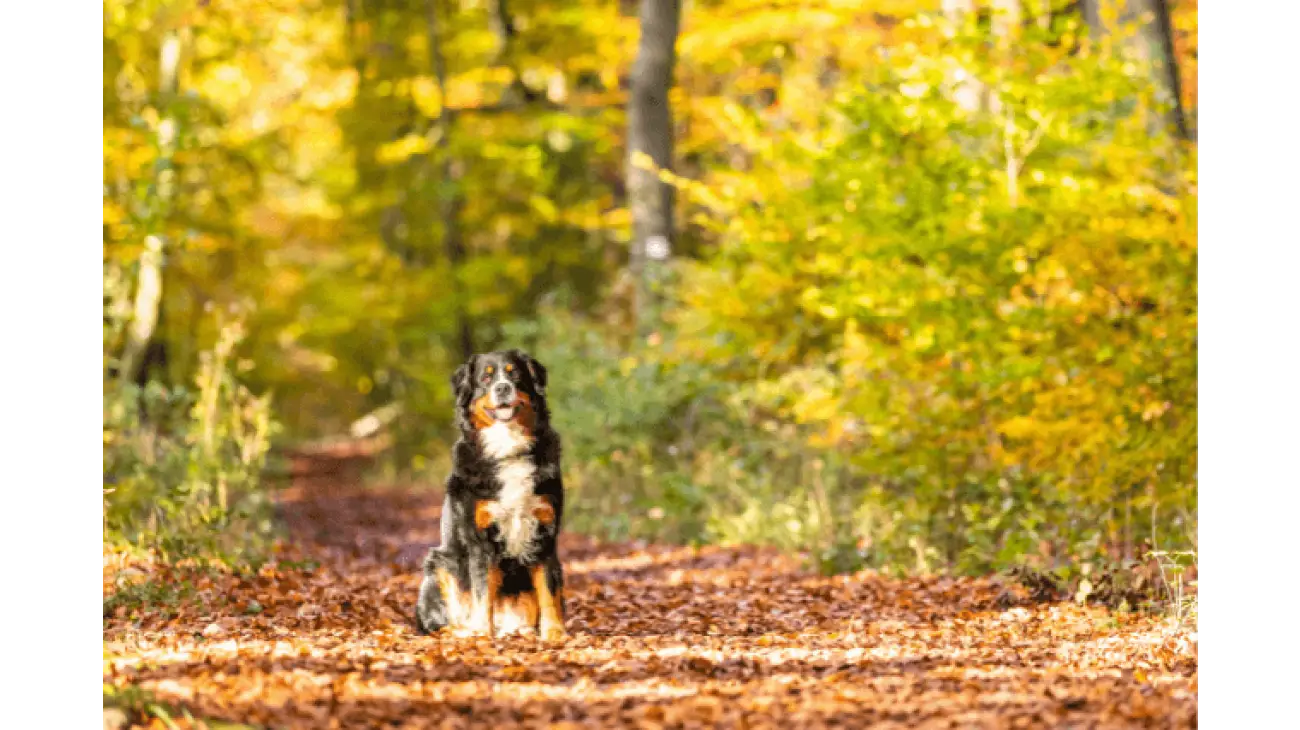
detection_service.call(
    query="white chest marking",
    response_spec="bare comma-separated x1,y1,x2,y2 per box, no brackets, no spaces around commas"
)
480,421,530,460
479,422,541,560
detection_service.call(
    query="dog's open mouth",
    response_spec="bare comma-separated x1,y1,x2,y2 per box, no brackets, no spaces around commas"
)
491,405,518,421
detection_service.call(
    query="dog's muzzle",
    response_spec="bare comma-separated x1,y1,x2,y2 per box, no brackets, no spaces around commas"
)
489,381,518,421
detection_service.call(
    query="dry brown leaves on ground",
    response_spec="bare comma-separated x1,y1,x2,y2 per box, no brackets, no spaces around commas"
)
104,473,1197,729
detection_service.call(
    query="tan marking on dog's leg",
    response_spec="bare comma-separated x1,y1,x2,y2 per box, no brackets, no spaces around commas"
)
530,563,567,643
494,592,539,636
436,566,470,629
461,564,501,637
531,495,556,526
474,500,496,531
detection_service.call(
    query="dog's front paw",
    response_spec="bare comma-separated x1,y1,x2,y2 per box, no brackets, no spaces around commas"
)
538,623,568,643
451,620,493,639
496,624,537,639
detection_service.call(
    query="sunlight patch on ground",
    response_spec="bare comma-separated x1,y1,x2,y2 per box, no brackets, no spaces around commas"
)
565,546,708,576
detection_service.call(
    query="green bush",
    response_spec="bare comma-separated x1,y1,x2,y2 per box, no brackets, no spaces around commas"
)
504,312,715,545
104,321,278,565
511,17,1196,578
508,308,865,573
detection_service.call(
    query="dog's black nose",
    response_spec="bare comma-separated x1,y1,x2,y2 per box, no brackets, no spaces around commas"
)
493,382,514,400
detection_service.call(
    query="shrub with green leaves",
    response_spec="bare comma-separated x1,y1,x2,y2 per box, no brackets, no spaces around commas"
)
514,15,1196,578
669,15,1196,574
104,322,278,564
503,312,715,544
508,308,864,574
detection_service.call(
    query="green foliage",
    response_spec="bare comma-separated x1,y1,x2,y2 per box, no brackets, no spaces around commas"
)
1149,549,1198,626
513,13,1197,577
668,14,1197,574
104,682,260,730
514,307,865,571
103,0,634,466
102,575,195,619
504,310,716,544
104,320,278,565
102,1,1198,578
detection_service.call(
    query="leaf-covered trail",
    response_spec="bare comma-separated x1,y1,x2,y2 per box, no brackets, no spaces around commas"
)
105,469,1197,728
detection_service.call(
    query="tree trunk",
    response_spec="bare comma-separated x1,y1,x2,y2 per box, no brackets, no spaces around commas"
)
1080,0,1104,35
989,0,1022,112
119,30,182,386
991,0,1030,206
488,0,538,105
488,0,516,54
1148,0,1191,140
627,0,680,332
428,0,474,360
1081,0,1191,140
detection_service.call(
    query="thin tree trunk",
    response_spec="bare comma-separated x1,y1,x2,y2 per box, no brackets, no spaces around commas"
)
428,0,473,360
989,0,1022,116
627,0,680,333
487,0,516,54
1080,0,1104,36
1148,0,1191,140
1084,1,1190,140
487,0,538,105
119,30,182,385
1122,0,1186,140
991,0,1034,207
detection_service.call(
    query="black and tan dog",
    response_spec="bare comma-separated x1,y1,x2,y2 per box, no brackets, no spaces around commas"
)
415,350,567,641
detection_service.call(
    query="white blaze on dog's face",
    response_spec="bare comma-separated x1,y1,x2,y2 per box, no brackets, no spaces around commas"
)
463,352,544,452
485,360,520,418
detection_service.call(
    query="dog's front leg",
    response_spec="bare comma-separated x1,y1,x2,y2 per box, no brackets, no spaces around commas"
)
462,550,500,637
530,555,567,643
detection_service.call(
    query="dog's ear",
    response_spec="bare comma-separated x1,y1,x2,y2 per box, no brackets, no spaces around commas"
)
522,353,547,394
451,354,478,408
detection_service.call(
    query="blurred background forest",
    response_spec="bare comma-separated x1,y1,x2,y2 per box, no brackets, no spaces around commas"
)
103,0,1197,579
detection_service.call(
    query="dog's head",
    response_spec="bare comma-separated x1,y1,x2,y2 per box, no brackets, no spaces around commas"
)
451,350,549,443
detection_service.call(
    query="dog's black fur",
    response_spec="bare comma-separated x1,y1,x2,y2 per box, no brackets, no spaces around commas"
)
414,349,566,638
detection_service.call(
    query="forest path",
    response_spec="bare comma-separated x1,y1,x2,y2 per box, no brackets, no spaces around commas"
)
104,457,1196,728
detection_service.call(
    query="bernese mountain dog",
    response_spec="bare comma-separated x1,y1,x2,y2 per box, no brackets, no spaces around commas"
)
415,349,568,641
